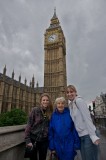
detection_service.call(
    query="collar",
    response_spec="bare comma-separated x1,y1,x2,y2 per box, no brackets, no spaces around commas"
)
68,100,73,105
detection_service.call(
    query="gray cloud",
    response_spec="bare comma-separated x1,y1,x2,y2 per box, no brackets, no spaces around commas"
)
0,0,106,102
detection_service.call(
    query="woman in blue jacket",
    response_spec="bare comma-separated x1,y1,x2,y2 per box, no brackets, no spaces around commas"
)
49,97,80,160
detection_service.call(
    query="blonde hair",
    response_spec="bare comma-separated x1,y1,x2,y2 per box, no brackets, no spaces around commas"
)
66,85,77,93
55,97,66,105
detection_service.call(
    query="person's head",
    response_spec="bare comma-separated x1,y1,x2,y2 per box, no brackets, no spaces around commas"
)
40,93,53,118
40,93,50,110
55,97,66,113
66,85,77,101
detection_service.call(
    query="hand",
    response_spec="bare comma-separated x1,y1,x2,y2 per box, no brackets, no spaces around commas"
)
94,139,100,145
27,143,33,147
51,150,56,154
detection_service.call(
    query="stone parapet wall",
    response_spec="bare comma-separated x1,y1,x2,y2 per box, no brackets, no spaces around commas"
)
0,125,26,160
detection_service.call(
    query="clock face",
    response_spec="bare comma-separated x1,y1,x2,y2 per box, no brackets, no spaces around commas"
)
48,34,57,42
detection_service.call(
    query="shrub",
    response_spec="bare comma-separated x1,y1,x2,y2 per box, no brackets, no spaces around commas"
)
0,108,28,127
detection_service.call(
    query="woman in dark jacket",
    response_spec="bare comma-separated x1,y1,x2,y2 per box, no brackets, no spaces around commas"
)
49,97,80,160
25,93,53,160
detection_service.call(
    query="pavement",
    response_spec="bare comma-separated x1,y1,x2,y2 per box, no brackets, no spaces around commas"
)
75,128,106,160
99,128,106,160
47,127,106,160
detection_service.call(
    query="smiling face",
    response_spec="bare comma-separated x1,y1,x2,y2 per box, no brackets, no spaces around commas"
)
55,97,66,113
41,96,49,110
56,101,65,113
66,88,77,101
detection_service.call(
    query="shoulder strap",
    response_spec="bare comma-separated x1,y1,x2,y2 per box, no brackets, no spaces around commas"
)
74,101,80,111
74,101,85,122
75,101,95,124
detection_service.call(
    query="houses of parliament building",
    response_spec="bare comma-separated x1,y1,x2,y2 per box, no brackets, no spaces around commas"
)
0,10,67,114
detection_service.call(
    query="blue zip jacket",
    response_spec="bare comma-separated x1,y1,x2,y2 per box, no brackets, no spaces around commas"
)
49,107,80,160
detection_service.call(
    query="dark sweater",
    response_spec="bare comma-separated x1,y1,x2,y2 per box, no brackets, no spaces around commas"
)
25,107,49,144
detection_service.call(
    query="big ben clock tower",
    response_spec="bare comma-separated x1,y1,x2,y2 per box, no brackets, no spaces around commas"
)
44,9,67,102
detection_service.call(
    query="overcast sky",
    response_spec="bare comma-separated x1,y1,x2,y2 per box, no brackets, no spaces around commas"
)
0,0,106,102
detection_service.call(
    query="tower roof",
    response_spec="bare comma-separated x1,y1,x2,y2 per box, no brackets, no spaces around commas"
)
49,8,60,29
51,7,57,20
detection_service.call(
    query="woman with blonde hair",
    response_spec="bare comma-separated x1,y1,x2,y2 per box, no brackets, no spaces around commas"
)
66,85,100,160
25,93,53,160
49,97,80,160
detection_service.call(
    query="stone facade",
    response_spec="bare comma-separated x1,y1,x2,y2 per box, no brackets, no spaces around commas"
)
95,94,106,116
0,10,67,113
0,67,43,114
95,96,104,116
44,10,67,102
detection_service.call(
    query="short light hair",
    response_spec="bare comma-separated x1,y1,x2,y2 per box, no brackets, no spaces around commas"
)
66,85,77,93
55,97,66,105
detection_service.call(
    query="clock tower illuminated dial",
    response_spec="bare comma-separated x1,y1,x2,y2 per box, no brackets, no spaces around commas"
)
48,34,57,42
